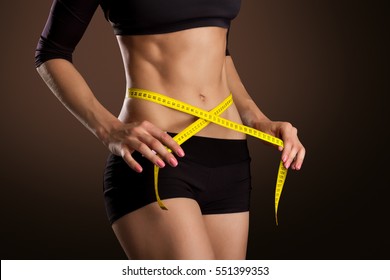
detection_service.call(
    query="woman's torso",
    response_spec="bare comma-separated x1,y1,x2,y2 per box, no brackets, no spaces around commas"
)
116,27,244,139
104,0,245,139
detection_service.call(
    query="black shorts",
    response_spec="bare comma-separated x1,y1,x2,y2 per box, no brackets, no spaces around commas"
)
103,134,252,224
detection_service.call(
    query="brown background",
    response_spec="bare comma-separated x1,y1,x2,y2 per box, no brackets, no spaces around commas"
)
0,0,388,259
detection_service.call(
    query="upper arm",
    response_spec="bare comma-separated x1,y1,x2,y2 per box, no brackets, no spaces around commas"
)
35,0,101,68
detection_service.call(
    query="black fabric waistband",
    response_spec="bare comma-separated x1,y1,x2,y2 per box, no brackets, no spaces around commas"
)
167,132,250,167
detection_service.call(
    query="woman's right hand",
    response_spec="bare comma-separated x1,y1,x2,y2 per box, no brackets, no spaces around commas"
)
104,120,185,172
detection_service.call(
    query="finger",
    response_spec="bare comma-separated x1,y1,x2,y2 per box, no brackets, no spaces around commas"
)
134,140,168,168
281,142,293,169
280,124,300,169
284,147,298,169
131,121,180,167
139,134,180,167
141,132,183,167
291,146,306,170
139,121,184,159
121,149,143,173
156,131,185,157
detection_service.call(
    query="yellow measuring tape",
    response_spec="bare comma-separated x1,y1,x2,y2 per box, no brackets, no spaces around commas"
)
128,88,288,224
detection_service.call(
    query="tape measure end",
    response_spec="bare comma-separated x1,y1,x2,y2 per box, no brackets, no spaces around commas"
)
158,203,168,211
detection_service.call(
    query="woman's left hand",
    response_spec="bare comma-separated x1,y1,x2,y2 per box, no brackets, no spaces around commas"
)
253,121,306,170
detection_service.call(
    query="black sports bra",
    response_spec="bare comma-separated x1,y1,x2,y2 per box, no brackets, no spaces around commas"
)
35,0,241,67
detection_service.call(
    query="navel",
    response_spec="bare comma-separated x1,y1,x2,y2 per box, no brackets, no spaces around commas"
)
199,93,206,102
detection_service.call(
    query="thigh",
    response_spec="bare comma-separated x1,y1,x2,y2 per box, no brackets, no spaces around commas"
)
203,212,249,259
112,198,216,260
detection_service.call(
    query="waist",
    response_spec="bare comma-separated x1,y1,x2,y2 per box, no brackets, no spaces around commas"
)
119,87,245,139
166,132,250,167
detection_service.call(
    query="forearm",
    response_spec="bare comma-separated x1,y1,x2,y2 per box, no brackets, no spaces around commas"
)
225,56,270,126
36,59,121,145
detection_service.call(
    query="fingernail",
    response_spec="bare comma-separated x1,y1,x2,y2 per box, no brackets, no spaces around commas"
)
135,165,143,173
177,148,185,157
157,159,165,168
169,157,178,167
282,156,287,162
